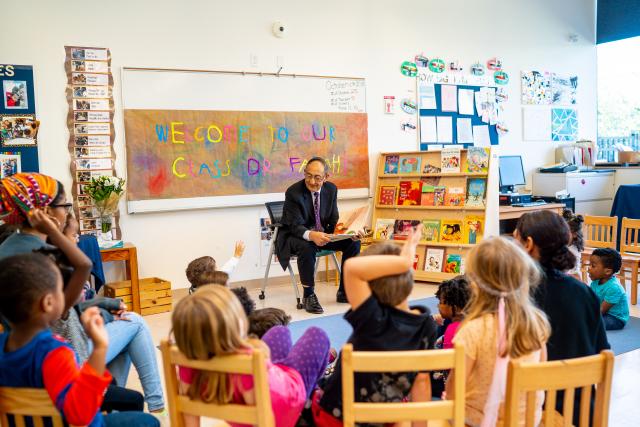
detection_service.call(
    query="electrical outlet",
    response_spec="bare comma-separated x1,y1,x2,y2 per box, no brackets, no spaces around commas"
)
250,54,258,68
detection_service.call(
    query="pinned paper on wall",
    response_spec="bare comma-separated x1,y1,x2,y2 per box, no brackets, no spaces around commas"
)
551,74,578,105
456,118,473,143
521,70,552,105
475,87,497,124
458,89,475,115
440,85,458,112
523,107,551,141
419,116,438,143
551,108,578,142
472,125,491,147
436,116,453,143
419,83,437,109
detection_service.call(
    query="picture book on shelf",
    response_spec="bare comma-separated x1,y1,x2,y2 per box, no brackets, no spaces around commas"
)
374,218,395,240
399,155,421,174
441,147,461,173
464,215,484,244
422,163,442,174
421,185,435,206
421,219,441,243
425,248,445,272
445,187,465,206
440,220,463,243
443,254,462,274
384,155,399,174
397,181,422,205
378,185,397,205
434,186,446,206
466,147,490,173
466,178,487,207
393,219,421,240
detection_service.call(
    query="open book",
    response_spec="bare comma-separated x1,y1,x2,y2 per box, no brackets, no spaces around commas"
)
328,234,354,242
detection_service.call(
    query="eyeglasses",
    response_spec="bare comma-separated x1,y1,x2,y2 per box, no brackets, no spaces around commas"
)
50,202,73,213
304,172,326,182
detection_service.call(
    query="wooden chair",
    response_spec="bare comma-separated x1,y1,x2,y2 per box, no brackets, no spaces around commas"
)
504,350,614,427
160,340,274,427
0,386,83,427
341,343,465,427
619,217,640,305
580,215,617,283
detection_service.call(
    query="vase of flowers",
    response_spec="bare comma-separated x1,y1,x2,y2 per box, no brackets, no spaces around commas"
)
84,175,125,243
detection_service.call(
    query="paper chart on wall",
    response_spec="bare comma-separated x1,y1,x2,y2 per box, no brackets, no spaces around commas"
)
418,82,437,109
436,116,453,143
472,125,491,147
440,85,458,112
521,71,552,105
456,118,473,143
458,89,475,115
419,116,438,143
522,107,551,141
551,74,577,105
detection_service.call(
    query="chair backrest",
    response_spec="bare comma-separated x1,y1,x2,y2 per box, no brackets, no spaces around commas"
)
341,343,465,427
0,387,83,427
504,350,614,427
265,201,285,225
160,340,274,427
583,215,618,249
620,217,640,255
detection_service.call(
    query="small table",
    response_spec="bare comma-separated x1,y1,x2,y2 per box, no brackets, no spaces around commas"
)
100,243,140,313
499,203,565,234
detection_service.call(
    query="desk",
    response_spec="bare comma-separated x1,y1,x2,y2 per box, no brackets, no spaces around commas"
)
499,203,565,235
100,243,140,313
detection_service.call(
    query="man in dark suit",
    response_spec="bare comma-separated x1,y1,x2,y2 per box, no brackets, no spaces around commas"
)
276,157,361,313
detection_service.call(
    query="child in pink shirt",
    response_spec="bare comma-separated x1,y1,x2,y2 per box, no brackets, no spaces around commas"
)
172,285,330,427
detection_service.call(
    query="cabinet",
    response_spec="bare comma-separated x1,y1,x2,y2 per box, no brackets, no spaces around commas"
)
372,149,490,283
532,171,615,216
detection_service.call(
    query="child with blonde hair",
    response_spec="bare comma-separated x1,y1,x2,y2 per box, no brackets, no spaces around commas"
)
172,286,330,427
446,237,550,427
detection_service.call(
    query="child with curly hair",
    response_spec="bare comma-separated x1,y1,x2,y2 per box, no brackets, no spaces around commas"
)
562,208,585,278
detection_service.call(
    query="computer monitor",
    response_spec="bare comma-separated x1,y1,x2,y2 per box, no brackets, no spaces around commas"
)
499,155,526,193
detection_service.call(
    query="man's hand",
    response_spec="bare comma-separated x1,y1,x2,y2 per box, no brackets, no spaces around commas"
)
28,209,61,235
310,231,331,246
233,241,246,258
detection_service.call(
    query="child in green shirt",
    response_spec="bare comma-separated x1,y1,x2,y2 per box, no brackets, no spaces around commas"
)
588,248,629,330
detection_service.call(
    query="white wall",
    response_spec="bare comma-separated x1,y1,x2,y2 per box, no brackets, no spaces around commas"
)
0,0,597,288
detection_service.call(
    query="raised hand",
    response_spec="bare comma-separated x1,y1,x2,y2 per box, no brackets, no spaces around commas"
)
28,209,61,235
234,241,246,258
81,307,108,349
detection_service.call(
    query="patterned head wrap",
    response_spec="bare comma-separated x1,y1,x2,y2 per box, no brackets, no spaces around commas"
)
0,173,59,225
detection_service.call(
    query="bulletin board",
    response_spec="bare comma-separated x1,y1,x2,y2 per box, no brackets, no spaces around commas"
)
419,83,499,151
0,64,40,173
121,68,370,213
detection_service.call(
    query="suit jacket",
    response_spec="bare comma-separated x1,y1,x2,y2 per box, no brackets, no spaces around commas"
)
276,179,339,270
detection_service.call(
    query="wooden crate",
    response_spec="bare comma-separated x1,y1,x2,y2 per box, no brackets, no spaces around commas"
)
139,277,172,316
104,280,132,298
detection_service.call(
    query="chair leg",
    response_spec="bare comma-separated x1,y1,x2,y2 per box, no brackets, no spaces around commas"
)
332,253,341,287
325,257,329,283
288,264,303,309
632,265,638,305
260,241,278,300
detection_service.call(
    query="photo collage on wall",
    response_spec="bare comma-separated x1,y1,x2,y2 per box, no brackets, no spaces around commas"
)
64,46,120,238
0,64,40,176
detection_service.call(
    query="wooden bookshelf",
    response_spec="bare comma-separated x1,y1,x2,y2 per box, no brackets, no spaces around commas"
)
372,149,490,283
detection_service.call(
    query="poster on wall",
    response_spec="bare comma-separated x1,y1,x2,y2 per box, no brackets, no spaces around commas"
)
551,74,578,105
0,64,39,171
521,71,552,105
64,46,120,239
551,108,578,142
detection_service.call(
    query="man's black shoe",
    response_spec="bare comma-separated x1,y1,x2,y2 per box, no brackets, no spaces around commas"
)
303,293,324,314
336,290,348,303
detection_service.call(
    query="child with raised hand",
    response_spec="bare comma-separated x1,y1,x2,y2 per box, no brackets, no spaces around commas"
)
446,237,550,426
562,209,585,278
588,248,628,330
172,286,330,427
0,253,158,426
312,228,438,426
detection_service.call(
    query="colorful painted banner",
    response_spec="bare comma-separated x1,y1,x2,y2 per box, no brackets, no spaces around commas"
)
124,109,369,201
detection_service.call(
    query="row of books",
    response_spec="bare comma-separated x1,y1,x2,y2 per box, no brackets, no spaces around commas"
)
374,216,484,245
379,178,486,207
384,147,489,175
424,249,463,274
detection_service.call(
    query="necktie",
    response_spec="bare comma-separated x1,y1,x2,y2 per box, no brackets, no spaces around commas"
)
313,192,323,232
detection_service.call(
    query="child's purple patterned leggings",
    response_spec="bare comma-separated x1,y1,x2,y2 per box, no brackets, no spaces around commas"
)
262,325,330,398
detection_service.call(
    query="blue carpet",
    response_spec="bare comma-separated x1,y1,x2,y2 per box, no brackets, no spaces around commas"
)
288,297,640,356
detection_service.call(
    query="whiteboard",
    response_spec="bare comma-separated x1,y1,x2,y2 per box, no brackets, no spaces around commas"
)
120,68,369,213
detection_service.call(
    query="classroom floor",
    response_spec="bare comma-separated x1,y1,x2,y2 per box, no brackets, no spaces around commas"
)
132,281,640,426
